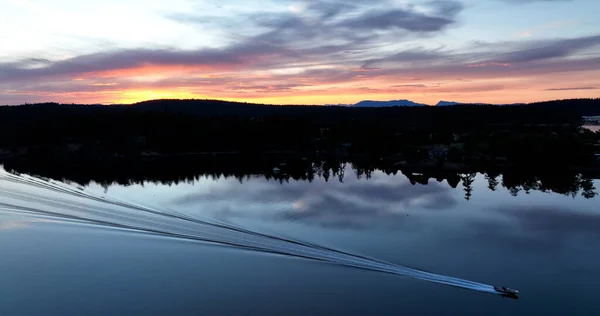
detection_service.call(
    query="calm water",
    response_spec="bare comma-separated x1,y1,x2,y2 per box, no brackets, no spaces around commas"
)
1,165,600,315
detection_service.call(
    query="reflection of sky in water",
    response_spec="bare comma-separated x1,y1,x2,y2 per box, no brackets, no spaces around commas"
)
583,125,600,132
2,166,600,315
0,218,58,231
83,166,600,272
83,167,600,232
0,218,35,231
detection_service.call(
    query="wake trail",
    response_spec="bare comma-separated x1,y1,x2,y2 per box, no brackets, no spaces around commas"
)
0,171,508,296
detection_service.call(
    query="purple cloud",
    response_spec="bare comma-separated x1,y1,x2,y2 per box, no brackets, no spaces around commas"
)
545,87,597,91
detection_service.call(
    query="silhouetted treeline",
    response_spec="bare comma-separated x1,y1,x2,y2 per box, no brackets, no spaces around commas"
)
1,155,597,200
527,98,600,116
2,98,595,128
0,98,599,170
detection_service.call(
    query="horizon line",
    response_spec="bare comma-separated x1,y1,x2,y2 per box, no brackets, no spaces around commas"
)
3,97,599,108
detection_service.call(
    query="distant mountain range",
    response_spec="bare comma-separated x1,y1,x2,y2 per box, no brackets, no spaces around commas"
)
354,99,429,107
328,100,528,107
327,100,507,107
436,100,527,106
435,101,462,106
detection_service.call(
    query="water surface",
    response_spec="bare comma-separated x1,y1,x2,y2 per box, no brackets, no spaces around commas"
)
1,166,599,315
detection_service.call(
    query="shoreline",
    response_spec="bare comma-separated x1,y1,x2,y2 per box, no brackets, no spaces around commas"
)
2,149,599,181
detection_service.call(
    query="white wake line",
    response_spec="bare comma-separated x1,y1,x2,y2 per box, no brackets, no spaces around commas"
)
0,171,509,296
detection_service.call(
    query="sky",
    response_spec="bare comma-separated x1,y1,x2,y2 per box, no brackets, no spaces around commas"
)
0,0,599,105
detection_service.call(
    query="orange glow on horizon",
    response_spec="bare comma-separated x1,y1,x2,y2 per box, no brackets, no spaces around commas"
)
112,89,209,104
102,86,599,106
10,66,600,106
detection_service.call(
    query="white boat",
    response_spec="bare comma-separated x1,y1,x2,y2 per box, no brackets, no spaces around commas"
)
494,286,519,295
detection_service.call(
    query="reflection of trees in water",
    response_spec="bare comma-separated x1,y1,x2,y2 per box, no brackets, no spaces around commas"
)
581,178,598,199
499,171,598,200
461,173,476,201
2,157,598,200
485,173,500,191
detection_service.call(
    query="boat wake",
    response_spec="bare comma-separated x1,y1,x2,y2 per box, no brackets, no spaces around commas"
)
0,170,515,297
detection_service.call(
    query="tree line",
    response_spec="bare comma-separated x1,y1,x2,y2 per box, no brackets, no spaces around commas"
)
1,155,597,200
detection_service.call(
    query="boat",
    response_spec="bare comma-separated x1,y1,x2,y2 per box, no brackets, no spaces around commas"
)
494,286,519,295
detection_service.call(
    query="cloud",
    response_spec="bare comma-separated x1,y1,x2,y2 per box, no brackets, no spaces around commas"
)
427,0,465,16
171,0,462,50
0,0,466,103
6,35,598,104
347,36,600,83
489,35,600,63
0,42,287,83
519,31,532,38
359,35,600,73
335,8,457,32
361,48,447,68
389,84,427,88
1,0,599,105
498,0,572,3
231,83,310,91
545,87,597,91
305,1,357,19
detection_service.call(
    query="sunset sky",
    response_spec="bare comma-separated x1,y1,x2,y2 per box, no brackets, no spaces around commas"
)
1,0,599,105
